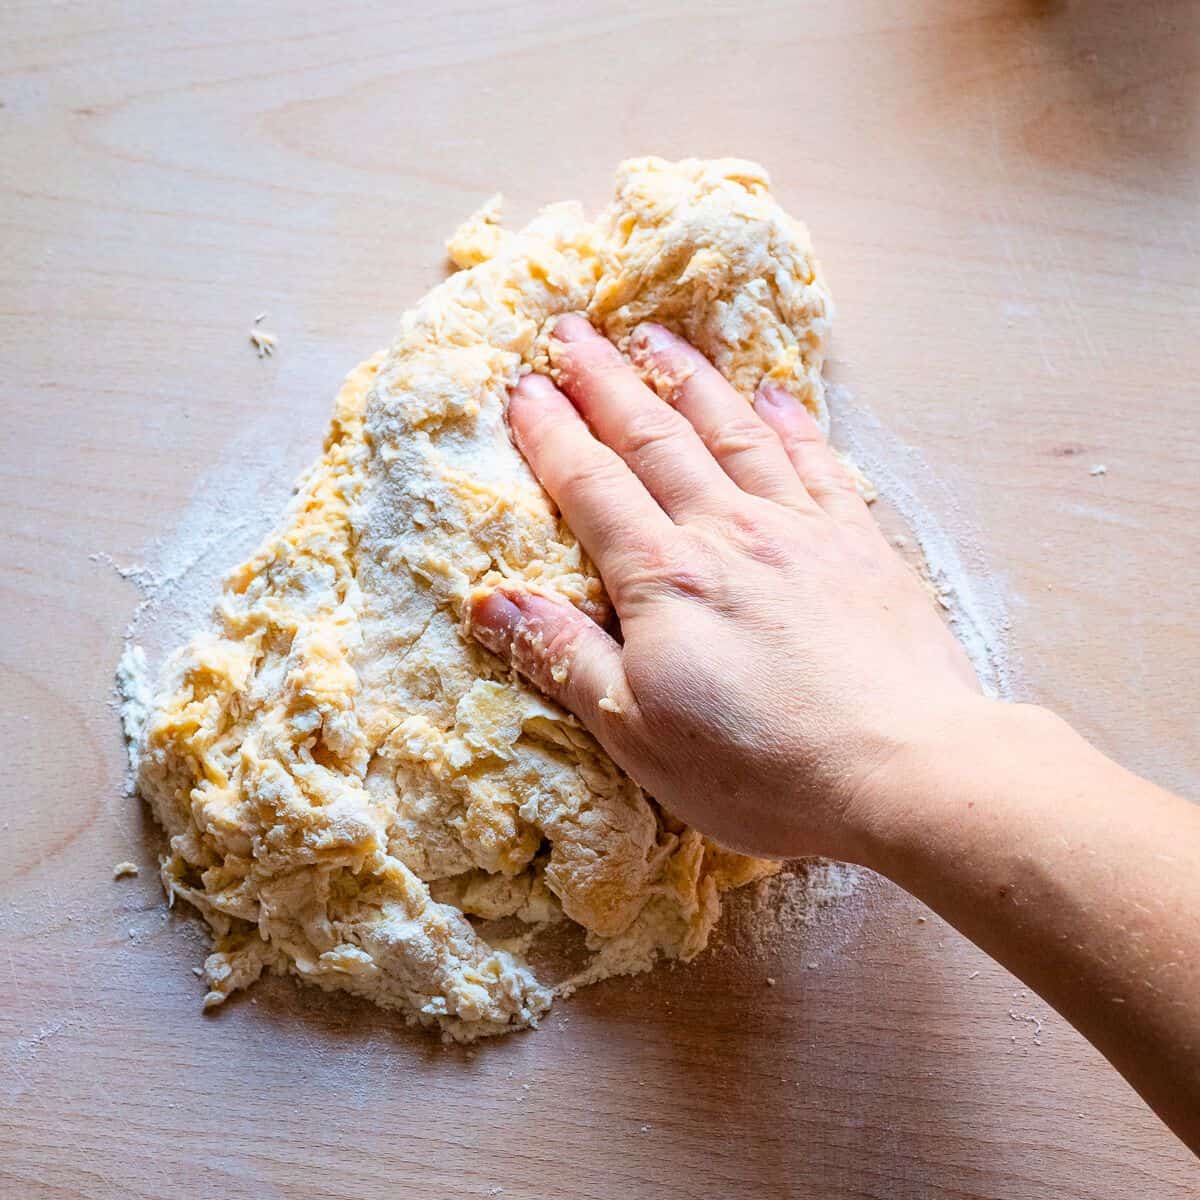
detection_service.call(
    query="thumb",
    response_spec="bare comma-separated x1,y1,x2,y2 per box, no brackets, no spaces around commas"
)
468,587,633,727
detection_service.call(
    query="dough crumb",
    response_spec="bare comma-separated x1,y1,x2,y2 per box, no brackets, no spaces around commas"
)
112,861,139,879
249,327,277,358
765,976,777,987
1089,463,1107,476
1008,1008,1044,1044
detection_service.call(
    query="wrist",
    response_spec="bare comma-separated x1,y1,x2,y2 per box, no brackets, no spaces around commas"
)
838,696,1056,876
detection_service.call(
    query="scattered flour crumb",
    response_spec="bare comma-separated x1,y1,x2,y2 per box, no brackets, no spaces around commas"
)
640,1124,652,1134
1089,464,1107,476
249,327,278,358
112,861,139,879
1008,1008,1044,1044
765,976,776,987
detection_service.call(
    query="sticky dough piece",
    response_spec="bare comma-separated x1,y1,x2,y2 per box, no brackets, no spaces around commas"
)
135,157,829,1039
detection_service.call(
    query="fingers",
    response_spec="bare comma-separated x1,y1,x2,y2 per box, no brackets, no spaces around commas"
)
627,323,816,512
753,385,871,524
550,315,735,520
507,373,671,576
469,587,634,728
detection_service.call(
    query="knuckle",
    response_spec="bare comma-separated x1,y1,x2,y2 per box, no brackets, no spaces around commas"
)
541,617,585,670
512,611,582,692
707,417,777,462
784,440,856,496
614,535,724,606
779,428,826,458
620,409,689,461
557,453,627,504
721,506,794,568
807,468,857,499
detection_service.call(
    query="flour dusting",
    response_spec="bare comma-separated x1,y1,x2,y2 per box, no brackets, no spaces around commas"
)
104,390,337,718
829,383,1014,699
114,644,152,776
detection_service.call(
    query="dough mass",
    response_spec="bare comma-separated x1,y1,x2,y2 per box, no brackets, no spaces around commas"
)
134,158,834,1039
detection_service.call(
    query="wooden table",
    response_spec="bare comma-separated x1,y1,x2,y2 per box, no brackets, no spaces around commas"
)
2,2,1197,1195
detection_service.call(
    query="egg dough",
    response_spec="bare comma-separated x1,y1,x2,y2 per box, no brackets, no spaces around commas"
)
135,157,833,1039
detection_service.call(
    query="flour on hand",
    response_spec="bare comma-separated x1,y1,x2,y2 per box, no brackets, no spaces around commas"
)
131,157,833,1039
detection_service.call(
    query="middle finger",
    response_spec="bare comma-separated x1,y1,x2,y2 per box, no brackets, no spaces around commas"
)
550,314,736,522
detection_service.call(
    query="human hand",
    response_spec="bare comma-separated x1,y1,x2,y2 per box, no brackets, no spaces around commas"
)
470,316,981,862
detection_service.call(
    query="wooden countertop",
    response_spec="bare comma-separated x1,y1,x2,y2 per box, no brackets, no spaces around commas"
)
1,2,1197,1196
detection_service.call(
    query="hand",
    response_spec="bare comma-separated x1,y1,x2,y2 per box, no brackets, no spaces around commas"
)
474,317,1200,1152
470,315,981,862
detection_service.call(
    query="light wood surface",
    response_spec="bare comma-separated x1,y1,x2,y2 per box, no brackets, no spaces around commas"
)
2,1,1197,1196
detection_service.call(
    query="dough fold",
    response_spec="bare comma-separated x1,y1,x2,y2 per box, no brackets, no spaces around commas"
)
136,157,831,1039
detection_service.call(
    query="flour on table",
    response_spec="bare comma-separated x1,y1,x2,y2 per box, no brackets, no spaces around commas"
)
115,644,152,775
828,387,1013,699
127,157,839,1040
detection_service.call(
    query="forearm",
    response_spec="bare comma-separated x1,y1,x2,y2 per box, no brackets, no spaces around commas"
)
854,699,1200,1153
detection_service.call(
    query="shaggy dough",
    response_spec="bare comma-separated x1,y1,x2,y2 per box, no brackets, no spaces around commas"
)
134,157,833,1039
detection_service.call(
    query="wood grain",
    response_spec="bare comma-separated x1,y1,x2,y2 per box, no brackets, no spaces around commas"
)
1,1,1197,1196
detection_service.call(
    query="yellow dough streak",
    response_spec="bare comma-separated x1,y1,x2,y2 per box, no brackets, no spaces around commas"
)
136,157,831,1039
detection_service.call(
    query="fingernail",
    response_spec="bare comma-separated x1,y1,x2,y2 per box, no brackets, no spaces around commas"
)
470,590,522,654
628,322,675,359
511,372,559,403
551,313,599,343
754,383,798,411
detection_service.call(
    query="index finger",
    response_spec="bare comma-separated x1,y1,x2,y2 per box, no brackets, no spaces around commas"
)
507,373,672,574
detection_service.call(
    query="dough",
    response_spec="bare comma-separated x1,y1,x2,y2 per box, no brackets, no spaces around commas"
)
134,157,833,1039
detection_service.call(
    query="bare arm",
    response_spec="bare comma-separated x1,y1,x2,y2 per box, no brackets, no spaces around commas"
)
858,701,1200,1152
470,316,1200,1153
